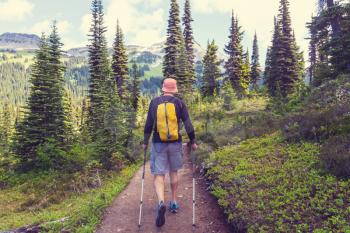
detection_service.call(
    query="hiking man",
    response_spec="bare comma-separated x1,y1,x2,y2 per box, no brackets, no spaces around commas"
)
143,77,198,227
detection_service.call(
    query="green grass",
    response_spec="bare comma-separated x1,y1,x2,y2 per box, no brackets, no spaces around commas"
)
0,163,140,232
142,63,162,79
0,52,35,68
205,132,350,232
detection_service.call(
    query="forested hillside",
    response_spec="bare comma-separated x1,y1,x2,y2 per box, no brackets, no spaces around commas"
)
0,0,349,232
0,33,207,110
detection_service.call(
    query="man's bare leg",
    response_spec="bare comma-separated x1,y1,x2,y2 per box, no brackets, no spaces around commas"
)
154,175,165,204
169,171,178,202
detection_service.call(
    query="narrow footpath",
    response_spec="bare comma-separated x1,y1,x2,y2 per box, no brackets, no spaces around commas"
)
96,146,232,233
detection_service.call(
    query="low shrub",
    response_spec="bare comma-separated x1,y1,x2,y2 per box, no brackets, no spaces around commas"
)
320,134,350,178
205,133,350,232
36,139,68,170
282,75,350,142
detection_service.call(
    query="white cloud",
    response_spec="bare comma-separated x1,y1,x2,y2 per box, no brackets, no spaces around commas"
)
132,28,166,47
0,0,34,21
30,20,72,35
79,0,165,47
57,21,71,35
144,0,162,7
80,14,92,36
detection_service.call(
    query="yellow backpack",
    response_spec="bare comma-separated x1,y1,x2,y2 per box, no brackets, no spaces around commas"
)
156,99,179,142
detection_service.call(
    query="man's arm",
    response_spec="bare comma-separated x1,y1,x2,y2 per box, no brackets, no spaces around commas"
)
143,100,154,146
180,101,196,144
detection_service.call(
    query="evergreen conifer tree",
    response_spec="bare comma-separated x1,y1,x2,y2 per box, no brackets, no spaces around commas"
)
163,0,191,94
79,97,90,144
242,49,251,94
265,1,304,97
87,0,128,168
163,0,183,78
87,0,111,137
222,82,238,111
308,1,349,86
308,19,317,84
176,40,191,94
265,17,283,96
224,12,246,98
63,89,76,143
264,47,272,87
318,0,341,36
130,61,141,111
292,31,305,80
47,23,66,143
182,0,196,90
277,0,302,96
13,35,50,167
0,103,11,152
13,23,67,170
112,21,129,100
250,33,262,89
201,40,221,98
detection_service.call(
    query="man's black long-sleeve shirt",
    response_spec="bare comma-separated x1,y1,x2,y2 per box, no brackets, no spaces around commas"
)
143,95,195,145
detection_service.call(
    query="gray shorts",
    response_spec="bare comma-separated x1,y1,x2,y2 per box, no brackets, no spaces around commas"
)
150,142,183,175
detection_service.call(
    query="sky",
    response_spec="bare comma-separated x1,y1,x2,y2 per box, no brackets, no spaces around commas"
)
0,0,318,64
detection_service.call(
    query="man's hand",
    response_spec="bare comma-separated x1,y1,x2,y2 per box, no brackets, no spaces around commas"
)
142,144,148,150
191,143,198,151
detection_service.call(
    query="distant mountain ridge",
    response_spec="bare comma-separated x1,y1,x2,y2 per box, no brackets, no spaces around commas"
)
0,33,40,50
0,32,212,61
66,41,206,62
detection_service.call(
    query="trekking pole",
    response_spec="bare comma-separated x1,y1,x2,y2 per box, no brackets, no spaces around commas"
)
138,148,147,228
189,143,196,227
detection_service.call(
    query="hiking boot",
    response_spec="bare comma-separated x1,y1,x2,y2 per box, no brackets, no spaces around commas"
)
156,201,166,227
169,201,179,213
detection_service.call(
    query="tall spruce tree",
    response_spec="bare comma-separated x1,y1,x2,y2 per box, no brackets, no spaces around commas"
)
250,33,261,89
278,0,302,95
130,61,141,111
265,1,304,97
176,39,191,95
318,0,341,36
0,103,11,152
163,0,183,77
279,0,302,96
13,24,67,170
163,0,190,93
265,17,283,95
264,47,272,87
79,97,90,144
224,12,247,98
201,40,221,98
13,35,50,167
308,18,317,84
87,0,111,137
100,79,128,167
87,0,127,168
292,31,305,80
47,23,66,143
182,0,196,90
308,1,349,86
112,21,129,100
242,49,251,91
63,89,76,143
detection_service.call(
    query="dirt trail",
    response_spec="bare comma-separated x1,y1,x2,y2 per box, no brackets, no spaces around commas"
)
96,147,232,233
